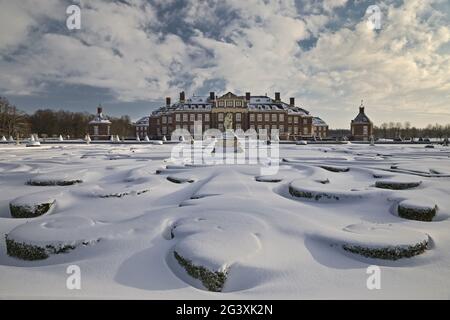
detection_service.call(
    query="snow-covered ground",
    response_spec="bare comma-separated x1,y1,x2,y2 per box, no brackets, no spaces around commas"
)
0,143,449,299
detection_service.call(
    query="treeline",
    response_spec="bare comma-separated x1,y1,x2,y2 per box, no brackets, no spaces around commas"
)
374,122,450,139
0,97,134,139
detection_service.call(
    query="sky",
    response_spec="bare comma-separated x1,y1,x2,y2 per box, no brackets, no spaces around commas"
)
0,0,449,128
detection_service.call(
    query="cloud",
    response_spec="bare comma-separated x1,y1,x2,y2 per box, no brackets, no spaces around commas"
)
0,0,449,127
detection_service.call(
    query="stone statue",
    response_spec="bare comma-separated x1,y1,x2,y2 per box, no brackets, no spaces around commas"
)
224,112,233,130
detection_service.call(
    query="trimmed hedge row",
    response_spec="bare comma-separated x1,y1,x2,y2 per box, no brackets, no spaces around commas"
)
398,203,437,222
343,240,428,260
27,179,83,186
375,181,421,190
5,236,76,261
174,251,227,292
9,201,55,218
289,185,342,201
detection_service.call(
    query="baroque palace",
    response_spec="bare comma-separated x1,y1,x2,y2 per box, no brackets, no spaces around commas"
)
149,91,328,140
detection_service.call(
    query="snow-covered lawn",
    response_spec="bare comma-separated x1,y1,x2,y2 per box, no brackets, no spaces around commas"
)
0,143,449,299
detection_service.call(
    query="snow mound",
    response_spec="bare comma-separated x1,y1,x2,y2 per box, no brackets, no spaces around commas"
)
27,171,87,186
289,180,370,202
9,191,59,218
398,199,438,222
172,231,259,292
167,175,195,184
5,216,124,260
340,224,430,260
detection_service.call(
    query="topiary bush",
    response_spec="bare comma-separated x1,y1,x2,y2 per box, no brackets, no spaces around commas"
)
27,179,83,186
5,236,76,261
343,240,428,260
375,181,422,190
289,185,341,201
174,251,227,292
9,201,55,218
398,202,437,222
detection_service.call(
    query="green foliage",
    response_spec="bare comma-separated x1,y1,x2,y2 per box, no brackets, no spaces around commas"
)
375,181,421,190
9,201,55,218
27,179,83,186
343,240,428,260
5,236,77,261
289,186,340,201
174,251,227,292
398,204,437,222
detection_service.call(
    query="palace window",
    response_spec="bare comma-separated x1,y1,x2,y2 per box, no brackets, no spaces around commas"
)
303,118,308,125
236,123,241,130
226,100,233,107
272,114,277,122
183,114,188,122
190,114,195,122
204,114,210,122
94,126,98,135
176,114,180,122
363,126,368,135
197,114,202,121
218,123,224,130
288,126,292,133
250,125,255,129
279,114,284,122
162,116,167,124
236,101,242,107
236,113,241,122
294,127,298,134
294,117,299,124
303,127,308,135
218,113,224,121
162,127,167,134
157,119,160,125
264,114,270,122
250,114,255,122
218,101,224,107
204,124,210,130
288,116,292,124
168,117,172,124
279,125,284,133
257,114,262,122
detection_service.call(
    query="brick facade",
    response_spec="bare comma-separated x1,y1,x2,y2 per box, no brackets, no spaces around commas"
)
149,92,324,141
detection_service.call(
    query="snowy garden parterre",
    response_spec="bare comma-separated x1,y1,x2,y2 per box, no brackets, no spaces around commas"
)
0,142,449,299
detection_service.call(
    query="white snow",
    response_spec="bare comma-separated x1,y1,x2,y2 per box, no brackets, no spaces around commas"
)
0,143,450,299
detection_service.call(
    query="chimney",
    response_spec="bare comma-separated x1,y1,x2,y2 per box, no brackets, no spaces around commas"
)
209,92,215,100
166,97,171,107
97,106,103,114
290,97,295,107
180,91,185,103
245,92,251,101
275,92,281,102
360,106,365,113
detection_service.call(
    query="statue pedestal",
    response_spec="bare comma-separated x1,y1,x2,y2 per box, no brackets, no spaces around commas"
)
214,130,243,153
